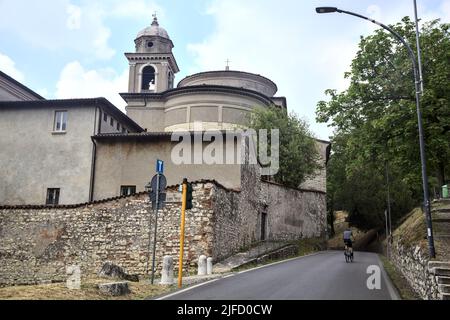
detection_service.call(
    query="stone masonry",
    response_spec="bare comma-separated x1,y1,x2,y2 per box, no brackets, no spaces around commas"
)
211,164,326,261
0,177,326,286
390,242,440,300
0,184,214,286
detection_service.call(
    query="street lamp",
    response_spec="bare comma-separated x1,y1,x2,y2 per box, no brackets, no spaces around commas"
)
316,6,436,258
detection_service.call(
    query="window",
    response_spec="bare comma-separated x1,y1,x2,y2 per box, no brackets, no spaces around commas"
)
46,188,60,205
103,113,108,122
121,186,136,196
260,212,267,241
110,117,114,127
141,66,156,91
168,72,174,89
117,122,120,131
122,127,126,134
54,111,68,132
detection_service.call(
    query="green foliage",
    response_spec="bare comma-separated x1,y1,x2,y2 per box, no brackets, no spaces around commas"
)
248,105,321,188
317,17,450,230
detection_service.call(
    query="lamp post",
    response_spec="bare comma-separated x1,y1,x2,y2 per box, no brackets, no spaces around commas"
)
316,6,436,258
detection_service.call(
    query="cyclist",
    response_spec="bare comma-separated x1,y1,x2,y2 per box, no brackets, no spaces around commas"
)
343,228,354,256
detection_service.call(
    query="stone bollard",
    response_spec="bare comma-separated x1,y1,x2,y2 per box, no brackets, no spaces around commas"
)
207,257,213,275
198,255,207,276
160,256,174,285
66,265,81,290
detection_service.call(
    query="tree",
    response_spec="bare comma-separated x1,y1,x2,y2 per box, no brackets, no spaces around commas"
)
248,105,321,188
317,17,450,230
326,132,415,230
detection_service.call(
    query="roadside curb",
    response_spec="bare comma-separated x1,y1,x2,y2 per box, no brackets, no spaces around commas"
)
377,254,401,300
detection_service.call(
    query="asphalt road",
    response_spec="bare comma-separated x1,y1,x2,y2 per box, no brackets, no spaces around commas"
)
159,251,399,300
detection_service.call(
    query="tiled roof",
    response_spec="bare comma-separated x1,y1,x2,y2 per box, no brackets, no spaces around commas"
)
0,70,45,100
0,97,144,132
0,179,235,210
92,130,246,141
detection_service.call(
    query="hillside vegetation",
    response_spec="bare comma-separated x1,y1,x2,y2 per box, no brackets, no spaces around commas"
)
392,201,450,261
318,18,450,232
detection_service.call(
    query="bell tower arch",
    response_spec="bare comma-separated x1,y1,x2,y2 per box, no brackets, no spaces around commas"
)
125,15,179,93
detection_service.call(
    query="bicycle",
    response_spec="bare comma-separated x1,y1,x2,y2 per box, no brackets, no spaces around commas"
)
344,244,354,263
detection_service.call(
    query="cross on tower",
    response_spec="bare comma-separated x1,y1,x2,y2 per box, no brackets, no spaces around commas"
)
225,59,231,71
152,11,158,25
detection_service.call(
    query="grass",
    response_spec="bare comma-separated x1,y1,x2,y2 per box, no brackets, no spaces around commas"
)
0,277,174,300
328,211,370,250
379,255,419,300
392,205,450,261
0,238,326,300
328,227,366,250
295,238,326,256
393,207,427,248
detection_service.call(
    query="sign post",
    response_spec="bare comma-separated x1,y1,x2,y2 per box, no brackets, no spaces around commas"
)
149,160,166,285
384,209,389,259
178,178,188,288
156,159,164,174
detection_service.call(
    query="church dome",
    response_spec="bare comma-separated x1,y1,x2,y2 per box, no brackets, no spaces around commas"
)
136,16,170,39
178,70,278,97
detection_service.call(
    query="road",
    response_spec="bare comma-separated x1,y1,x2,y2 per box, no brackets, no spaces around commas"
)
159,251,399,300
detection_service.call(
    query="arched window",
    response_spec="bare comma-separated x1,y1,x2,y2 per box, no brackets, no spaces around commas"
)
168,71,174,89
141,66,156,91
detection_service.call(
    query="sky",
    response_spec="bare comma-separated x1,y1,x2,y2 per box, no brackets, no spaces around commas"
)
0,0,449,140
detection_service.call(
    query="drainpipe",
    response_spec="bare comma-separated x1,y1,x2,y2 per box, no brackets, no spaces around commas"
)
89,105,101,202
89,137,97,202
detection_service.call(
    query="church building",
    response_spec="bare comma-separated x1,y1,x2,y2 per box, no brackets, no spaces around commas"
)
0,16,329,206
0,17,332,284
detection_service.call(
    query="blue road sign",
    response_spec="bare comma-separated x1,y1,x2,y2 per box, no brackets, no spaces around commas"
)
156,159,164,174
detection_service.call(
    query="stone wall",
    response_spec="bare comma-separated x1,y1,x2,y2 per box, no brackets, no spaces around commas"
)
0,175,327,286
0,183,214,286
390,241,440,300
211,164,327,261
211,165,262,261
261,181,327,241
299,140,330,193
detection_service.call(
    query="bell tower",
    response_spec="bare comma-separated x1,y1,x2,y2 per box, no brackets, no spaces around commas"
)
125,15,179,93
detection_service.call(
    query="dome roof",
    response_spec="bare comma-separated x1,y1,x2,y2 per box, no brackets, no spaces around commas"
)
178,70,278,97
136,16,170,39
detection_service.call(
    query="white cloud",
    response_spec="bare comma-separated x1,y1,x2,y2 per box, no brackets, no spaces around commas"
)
0,0,165,61
186,0,348,139
0,53,24,82
109,0,164,19
0,0,164,60
365,0,450,27
442,0,450,21
186,0,450,140
55,61,128,110
0,0,115,60
367,4,382,20
36,88,49,98
66,4,82,30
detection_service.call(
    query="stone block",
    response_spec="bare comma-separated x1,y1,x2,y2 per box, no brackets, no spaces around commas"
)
98,262,139,282
160,256,174,285
66,265,81,290
198,255,207,276
207,257,213,275
98,282,130,296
